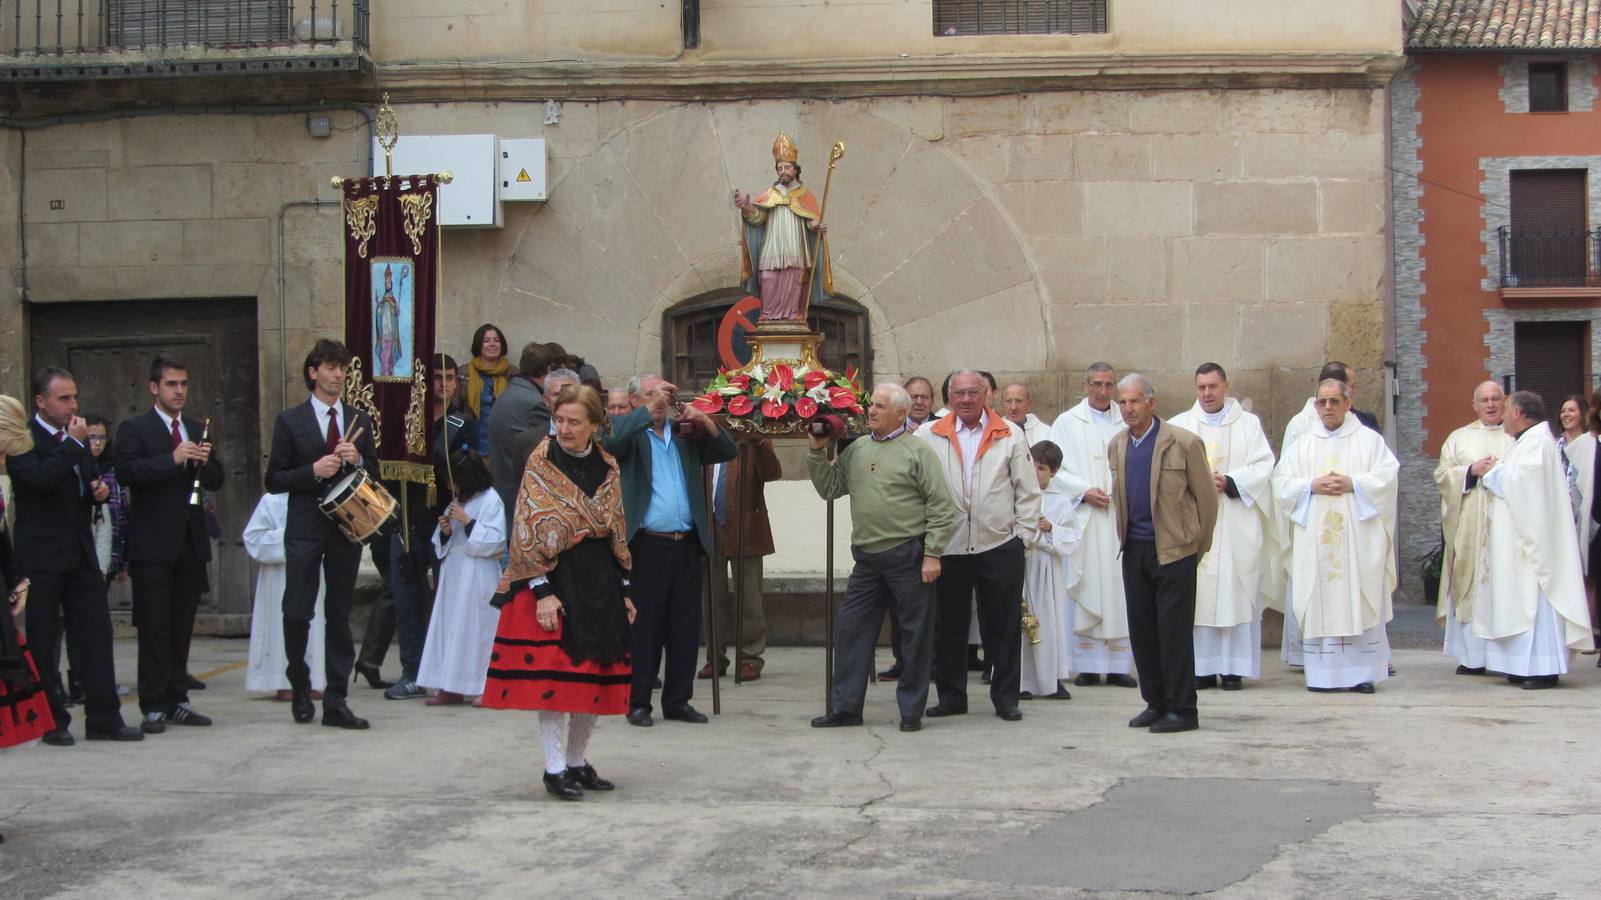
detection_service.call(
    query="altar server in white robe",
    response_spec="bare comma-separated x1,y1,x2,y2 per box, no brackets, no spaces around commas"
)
1433,381,1512,675
1473,391,1595,689
1049,362,1136,687
417,451,506,703
1273,378,1398,694
1020,439,1078,700
1168,363,1275,690
244,493,326,697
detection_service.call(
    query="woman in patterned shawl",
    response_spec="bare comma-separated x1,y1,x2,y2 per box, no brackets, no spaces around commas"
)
481,384,635,801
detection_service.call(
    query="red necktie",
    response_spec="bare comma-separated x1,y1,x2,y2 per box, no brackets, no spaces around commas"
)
326,408,340,453
171,418,183,449
56,430,65,444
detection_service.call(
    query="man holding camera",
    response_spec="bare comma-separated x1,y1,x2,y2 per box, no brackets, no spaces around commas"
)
604,373,736,727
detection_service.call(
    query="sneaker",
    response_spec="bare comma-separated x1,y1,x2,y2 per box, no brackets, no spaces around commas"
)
141,712,167,734
169,703,212,726
384,679,426,700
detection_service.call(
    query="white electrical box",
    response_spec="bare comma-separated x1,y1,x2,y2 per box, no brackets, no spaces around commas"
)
498,139,548,201
373,134,501,228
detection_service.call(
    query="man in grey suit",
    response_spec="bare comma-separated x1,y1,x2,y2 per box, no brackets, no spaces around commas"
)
487,341,557,524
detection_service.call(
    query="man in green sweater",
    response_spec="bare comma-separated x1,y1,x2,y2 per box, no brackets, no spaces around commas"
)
807,382,956,733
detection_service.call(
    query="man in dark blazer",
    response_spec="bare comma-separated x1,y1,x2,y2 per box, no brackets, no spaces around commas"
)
604,373,736,727
5,367,141,744
264,339,379,729
115,356,225,734
488,341,556,525
1107,373,1219,735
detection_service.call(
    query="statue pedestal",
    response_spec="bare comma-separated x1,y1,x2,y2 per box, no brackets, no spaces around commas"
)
746,322,823,370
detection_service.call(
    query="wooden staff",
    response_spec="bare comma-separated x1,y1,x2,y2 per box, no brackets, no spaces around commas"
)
798,142,845,321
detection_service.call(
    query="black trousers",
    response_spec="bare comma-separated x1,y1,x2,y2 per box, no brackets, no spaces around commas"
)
23,556,125,734
129,540,207,715
832,539,935,719
932,537,1025,712
283,535,361,703
1122,540,1199,719
628,533,703,715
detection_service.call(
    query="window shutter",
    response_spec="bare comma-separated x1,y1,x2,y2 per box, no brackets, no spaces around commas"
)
1513,321,1588,415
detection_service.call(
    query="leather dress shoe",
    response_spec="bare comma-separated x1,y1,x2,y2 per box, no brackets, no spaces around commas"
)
626,708,654,727
1506,674,1527,685
85,725,144,742
925,703,966,718
1128,707,1164,728
141,712,167,734
1044,686,1072,700
353,660,393,690
322,703,370,730
697,661,726,680
1522,675,1559,690
899,717,921,733
878,661,903,681
664,705,708,724
1455,665,1486,676
291,688,316,724
566,763,615,791
41,728,75,747
995,706,1023,722
738,661,762,681
1149,713,1200,734
1106,673,1138,688
1220,676,1244,691
1074,673,1101,686
1350,682,1376,694
810,711,863,728
185,673,207,690
1195,674,1218,690
543,771,584,801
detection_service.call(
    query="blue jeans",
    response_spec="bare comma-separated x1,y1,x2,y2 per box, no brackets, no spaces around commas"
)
387,529,437,681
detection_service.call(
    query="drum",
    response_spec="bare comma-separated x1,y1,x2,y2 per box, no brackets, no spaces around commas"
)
317,465,398,544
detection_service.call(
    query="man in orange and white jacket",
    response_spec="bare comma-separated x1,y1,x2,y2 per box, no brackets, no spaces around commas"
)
916,370,1043,722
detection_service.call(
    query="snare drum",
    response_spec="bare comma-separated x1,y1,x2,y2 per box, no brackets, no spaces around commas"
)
318,465,398,544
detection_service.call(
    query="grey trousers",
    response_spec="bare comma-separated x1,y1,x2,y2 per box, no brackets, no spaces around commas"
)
832,539,936,720
704,555,768,666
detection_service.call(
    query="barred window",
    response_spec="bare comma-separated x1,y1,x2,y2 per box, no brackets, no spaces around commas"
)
1528,61,1569,113
663,291,871,393
935,0,1108,37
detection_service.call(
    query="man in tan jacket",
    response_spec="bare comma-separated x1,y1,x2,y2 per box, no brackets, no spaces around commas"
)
917,370,1042,722
1107,374,1218,734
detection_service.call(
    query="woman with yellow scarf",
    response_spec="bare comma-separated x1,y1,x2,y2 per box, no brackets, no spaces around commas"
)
465,323,513,454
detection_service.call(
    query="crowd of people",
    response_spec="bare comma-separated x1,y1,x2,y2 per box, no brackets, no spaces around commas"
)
2,331,1597,814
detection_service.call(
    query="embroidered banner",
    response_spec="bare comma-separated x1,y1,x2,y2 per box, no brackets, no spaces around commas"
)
340,173,443,490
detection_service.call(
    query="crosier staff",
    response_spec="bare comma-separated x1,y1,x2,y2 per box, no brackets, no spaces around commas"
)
797,142,844,322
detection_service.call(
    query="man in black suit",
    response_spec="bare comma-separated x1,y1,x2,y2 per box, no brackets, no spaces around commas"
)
5,367,141,744
115,356,225,735
264,339,379,729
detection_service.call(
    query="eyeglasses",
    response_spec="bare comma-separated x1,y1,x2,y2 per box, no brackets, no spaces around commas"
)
1088,381,1116,390
1314,398,1345,407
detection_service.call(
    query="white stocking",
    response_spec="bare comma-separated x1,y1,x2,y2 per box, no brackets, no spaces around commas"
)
538,711,568,775
566,713,597,768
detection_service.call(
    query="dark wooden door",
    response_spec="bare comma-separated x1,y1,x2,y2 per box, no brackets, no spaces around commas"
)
1513,321,1588,417
1509,169,1589,286
28,298,259,632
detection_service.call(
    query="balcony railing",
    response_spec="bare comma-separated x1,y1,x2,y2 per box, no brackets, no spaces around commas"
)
1,1,369,80
1498,226,1601,289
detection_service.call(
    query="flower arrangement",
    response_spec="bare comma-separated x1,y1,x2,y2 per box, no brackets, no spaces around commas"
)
691,361,867,432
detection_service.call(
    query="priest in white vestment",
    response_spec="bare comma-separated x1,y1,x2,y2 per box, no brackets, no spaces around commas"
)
1168,364,1275,689
1001,383,1052,447
1049,363,1136,687
1473,391,1595,688
1272,378,1398,693
244,493,326,697
1433,381,1512,674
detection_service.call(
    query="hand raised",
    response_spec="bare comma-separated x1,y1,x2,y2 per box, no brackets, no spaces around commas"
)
313,454,342,479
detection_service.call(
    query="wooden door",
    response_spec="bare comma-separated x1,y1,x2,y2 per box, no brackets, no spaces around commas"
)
28,298,259,632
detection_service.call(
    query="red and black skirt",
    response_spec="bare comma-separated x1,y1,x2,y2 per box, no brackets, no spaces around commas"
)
1,636,56,748
481,587,632,716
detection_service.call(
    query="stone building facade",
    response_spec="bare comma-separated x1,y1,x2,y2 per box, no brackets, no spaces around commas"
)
0,1,1402,627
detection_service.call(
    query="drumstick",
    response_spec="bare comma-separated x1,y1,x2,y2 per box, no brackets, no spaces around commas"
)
342,424,365,445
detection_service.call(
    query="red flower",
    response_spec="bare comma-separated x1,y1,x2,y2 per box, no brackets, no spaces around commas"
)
803,369,829,391
828,386,857,409
767,363,795,392
794,397,819,419
850,404,865,416
761,398,790,419
727,395,754,417
728,374,751,391
691,392,723,414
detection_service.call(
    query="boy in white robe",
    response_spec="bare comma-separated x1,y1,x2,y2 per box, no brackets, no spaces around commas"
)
243,493,326,698
417,457,506,704
1020,440,1078,700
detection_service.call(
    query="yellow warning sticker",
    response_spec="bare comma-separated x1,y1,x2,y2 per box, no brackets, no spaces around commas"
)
516,169,531,183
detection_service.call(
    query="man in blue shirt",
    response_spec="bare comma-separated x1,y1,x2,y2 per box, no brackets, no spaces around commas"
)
604,374,737,727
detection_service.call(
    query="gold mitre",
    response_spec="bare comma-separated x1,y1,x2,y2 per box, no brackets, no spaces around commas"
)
772,132,799,163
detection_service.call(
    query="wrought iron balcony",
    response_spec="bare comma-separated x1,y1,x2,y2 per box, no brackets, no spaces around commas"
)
0,1,369,81
1498,226,1601,289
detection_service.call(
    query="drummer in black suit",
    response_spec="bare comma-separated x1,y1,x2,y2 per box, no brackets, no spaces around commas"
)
115,356,225,734
264,339,378,729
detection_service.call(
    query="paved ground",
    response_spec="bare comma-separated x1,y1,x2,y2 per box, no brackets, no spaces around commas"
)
4,623,1601,898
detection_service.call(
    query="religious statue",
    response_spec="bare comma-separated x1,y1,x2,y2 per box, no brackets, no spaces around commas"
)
735,132,832,322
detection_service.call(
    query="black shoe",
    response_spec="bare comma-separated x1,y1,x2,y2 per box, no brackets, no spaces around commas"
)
1350,682,1376,694
353,660,393,690
68,682,86,705
925,703,967,718
877,661,903,681
41,728,75,747
1306,686,1340,693
651,676,663,689
1195,674,1218,690
810,711,864,728
626,708,654,727
1045,686,1072,700
566,763,615,791
1455,665,1486,676
1220,675,1244,691
291,688,316,724
85,725,144,742
1018,691,1034,701
1149,713,1199,734
996,706,1023,722
322,703,370,730
184,673,206,690
966,647,984,672
1522,675,1559,690
899,717,921,732
663,705,708,724
1128,707,1164,728
1106,673,1138,688
1506,674,1527,685
980,665,993,685
169,703,212,726
543,771,584,801
1074,673,1101,686
140,712,167,735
